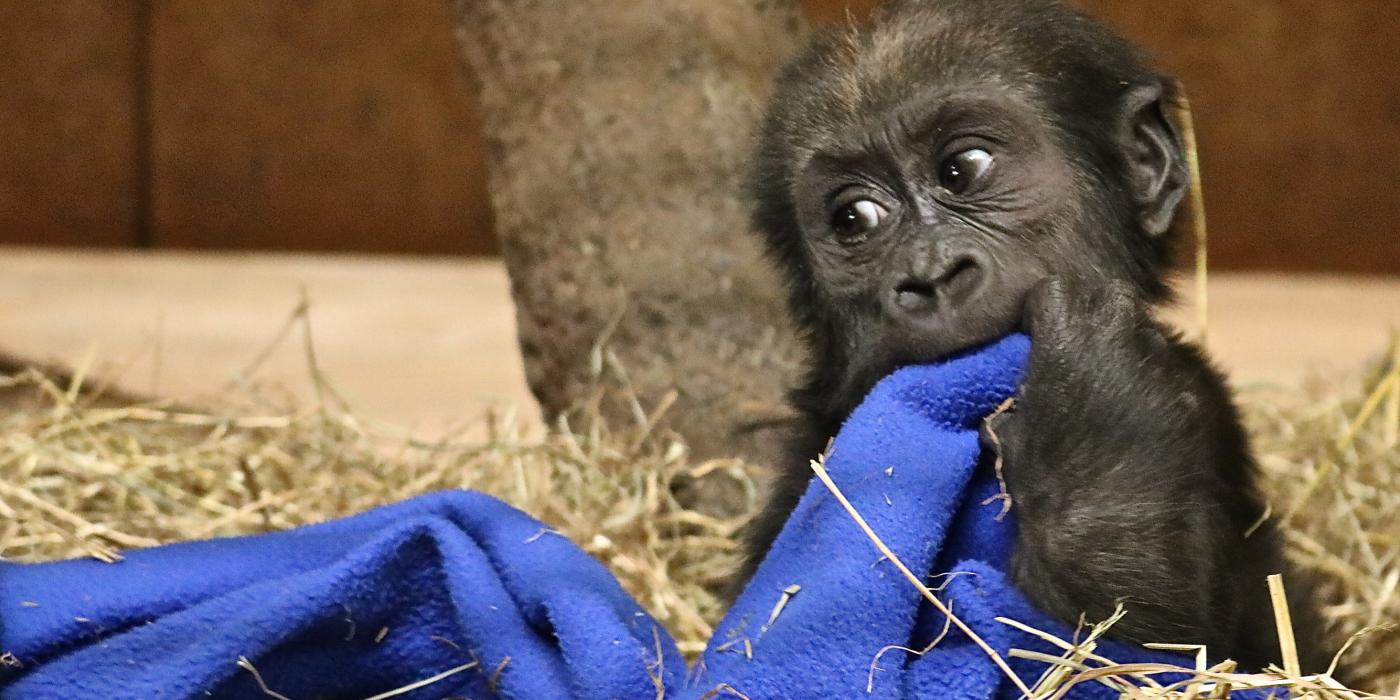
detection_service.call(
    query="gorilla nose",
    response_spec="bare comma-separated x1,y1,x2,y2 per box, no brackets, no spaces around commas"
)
890,253,985,316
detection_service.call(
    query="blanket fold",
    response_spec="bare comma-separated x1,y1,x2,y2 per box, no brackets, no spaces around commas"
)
1,334,1234,699
1,492,683,699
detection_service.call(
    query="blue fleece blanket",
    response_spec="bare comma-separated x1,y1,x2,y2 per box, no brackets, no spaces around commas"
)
0,335,1236,699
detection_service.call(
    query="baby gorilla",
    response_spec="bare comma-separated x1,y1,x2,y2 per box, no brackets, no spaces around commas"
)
742,0,1324,670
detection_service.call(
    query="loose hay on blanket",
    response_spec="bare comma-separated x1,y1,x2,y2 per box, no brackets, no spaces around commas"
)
0,368,755,657
0,342,1396,697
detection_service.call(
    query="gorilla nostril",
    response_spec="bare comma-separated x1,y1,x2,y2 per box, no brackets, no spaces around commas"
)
939,257,982,299
894,280,938,311
939,257,978,285
891,255,985,316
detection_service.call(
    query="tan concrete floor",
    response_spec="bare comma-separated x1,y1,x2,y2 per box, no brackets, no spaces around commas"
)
1,247,1397,438
0,248,537,437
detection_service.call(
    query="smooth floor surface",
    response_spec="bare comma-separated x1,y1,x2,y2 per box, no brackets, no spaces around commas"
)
2,247,1397,438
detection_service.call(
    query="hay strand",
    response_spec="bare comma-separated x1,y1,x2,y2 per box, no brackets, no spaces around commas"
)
358,661,479,700
1268,574,1302,677
1173,88,1211,343
809,456,1035,697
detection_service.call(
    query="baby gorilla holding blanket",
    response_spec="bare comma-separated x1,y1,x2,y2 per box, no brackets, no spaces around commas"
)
741,0,1327,671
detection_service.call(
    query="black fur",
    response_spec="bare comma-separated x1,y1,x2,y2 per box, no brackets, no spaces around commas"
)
742,0,1326,670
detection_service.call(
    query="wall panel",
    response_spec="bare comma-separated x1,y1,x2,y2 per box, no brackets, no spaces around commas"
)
0,1,1396,271
1075,1,1400,272
0,2,141,247
148,1,494,254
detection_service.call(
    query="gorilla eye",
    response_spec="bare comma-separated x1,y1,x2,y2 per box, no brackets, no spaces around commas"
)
830,199,888,238
938,148,994,195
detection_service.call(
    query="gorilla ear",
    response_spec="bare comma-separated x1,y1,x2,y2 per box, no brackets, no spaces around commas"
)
1116,84,1189,237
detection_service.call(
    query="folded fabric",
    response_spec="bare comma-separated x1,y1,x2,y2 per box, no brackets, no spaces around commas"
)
0,491,685,698
690,333,1207,699
1,334,1257,699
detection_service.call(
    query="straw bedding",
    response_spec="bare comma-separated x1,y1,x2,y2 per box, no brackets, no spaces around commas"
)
0,334,1395,698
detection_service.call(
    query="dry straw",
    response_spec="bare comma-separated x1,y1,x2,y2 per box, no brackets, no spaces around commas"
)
0,304,1396,697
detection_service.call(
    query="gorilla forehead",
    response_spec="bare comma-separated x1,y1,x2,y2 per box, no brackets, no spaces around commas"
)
769,0,1158,146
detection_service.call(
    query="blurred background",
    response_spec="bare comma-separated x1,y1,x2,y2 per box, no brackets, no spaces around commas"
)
4,5,1397,686
3,0,1398,270
1,0,1398,432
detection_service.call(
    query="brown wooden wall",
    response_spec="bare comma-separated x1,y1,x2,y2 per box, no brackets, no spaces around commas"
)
0,0,492,255
1073,1,1400,274
0,3,142,248
1,1,1398,271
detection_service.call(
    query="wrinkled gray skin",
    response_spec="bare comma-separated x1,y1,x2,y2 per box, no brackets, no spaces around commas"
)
741,0,1327,671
